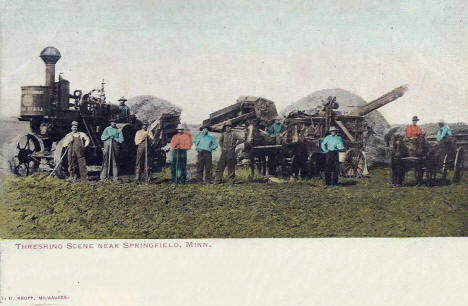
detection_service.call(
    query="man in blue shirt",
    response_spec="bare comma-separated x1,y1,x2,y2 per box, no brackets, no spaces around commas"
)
267,118,286,135
437,119,453,158
100,120,124,182
437,120,452,142
320,126,345,186
194,127,218,183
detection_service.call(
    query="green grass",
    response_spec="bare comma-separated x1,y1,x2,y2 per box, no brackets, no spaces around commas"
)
0,167,467,238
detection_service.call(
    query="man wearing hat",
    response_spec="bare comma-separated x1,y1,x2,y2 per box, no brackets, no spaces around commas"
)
118,97,130,122
193,127,218,183
62,121,90,182
405,116,423,138
267,117,286,135
320,126,345,186
134,122,155,182
100,120,124,182
170,124,192,183
437,119,453,157
215,121,243,184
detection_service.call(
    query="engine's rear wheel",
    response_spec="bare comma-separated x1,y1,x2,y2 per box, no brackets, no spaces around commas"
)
10,134,44,176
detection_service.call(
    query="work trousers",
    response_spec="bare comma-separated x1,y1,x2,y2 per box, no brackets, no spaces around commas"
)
67,136,87,182
135,141,149,179
196,150,213,182
171,149,187,183
101,140,119,181
215,150,236,183
439,136,453,159
324,151,339,186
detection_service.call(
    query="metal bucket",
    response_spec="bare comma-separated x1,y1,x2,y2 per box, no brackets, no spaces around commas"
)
339,151,346,163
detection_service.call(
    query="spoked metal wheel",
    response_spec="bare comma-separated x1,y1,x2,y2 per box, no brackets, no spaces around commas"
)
10,134,44,176
340,148,365,177
453,147,464,183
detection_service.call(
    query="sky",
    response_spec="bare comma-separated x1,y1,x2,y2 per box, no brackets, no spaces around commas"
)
0,0,467,124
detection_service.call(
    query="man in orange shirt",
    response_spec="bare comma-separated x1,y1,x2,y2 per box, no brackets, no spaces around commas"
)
170,124,192,183
405,115,423,138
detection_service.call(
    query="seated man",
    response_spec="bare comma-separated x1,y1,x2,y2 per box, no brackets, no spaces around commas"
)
267,117,286,135
268,117,286,146
405,115,422,138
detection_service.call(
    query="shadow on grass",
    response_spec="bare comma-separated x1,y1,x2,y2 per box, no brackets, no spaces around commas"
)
404,178,452,187
340,180,358,186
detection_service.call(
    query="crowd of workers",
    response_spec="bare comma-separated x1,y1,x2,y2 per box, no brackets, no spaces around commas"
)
62,98,454,187
63,119,345,186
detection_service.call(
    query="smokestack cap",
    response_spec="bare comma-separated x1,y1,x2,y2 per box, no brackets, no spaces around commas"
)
40,46,61,64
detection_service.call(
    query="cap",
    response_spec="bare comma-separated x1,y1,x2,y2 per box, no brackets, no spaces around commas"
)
412,116,419,121
118,96,127,102
71,121,79,126
329,126,338,132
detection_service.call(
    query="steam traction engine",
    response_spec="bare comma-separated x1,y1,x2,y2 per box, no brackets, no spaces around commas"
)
12,47,179,177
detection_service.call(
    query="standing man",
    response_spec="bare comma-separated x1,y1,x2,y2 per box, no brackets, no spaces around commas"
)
437,119,453,156
215,121,243,184
320,126,345,186
405,115,423,138
170,124,192,184
100,120,124,182
134,122,155,182
63,121,90,182
118,97,130,123
193,127,218,183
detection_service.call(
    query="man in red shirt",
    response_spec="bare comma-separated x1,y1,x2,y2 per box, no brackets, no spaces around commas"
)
405,115,423,138
170,124,192,183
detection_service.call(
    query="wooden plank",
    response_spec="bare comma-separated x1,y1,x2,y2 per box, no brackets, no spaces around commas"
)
335,120,356,142
204,111,255,128
253,145,283,149
209,102,241,118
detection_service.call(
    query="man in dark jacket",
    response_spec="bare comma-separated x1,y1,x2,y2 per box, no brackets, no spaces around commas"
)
214,121,243,184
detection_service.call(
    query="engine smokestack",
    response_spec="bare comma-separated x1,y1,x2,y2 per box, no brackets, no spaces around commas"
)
39,47,61,88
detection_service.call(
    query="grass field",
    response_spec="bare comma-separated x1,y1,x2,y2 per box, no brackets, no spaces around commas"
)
0,167,466,238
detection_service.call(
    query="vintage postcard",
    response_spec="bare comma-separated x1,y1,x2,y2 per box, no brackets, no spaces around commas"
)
0,0,467,305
